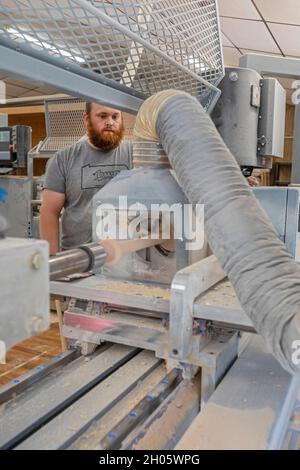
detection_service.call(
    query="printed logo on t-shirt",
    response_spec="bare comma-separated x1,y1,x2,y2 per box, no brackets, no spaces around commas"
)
81,164,129,190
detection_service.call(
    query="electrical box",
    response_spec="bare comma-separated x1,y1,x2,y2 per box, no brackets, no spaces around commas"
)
212,67,286,170
0,125,31,168
258,78,286,159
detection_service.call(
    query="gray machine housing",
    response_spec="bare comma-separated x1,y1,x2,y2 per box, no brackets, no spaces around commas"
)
253,187,300,261
0,125,32,237
93,166,207,285
212,66,286,169
0,237,49,351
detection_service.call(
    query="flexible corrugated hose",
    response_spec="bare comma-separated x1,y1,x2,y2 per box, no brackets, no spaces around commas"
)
134,90,300,375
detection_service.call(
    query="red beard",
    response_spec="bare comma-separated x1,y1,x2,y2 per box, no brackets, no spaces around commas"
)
87,119,124,152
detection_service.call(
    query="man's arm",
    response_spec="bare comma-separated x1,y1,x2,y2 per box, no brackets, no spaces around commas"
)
40,189,65,256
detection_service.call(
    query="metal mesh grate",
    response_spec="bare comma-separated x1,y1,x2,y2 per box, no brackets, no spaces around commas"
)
0,0,224,108
45,98,86,137
39,98,86,152
39,135,83,152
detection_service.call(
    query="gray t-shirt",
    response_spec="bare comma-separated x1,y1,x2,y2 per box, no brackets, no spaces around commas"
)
44,139,132,250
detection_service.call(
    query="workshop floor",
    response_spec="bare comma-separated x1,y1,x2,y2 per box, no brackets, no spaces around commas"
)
0,312,299,449
0,314,62,386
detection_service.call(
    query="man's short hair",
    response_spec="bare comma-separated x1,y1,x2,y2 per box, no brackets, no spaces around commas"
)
85,102,123,121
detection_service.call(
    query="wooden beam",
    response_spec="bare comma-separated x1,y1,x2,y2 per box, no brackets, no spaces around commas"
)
0,105,45,115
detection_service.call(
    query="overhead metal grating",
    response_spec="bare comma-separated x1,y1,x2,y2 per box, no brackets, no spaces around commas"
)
0,0,224,110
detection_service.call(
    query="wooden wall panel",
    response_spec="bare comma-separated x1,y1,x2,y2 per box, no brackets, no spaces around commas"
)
8,112,46,148
285,103,295,139
7,111,48,175
271,104,294,185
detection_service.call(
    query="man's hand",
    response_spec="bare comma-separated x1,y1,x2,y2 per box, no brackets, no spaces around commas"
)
247,175,259,187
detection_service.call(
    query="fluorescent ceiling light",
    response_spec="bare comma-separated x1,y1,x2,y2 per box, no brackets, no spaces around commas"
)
188,55,207,72
6,27,85,64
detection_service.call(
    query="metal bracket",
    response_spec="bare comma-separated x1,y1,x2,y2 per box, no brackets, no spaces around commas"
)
169,256,240,399
169,255,224,361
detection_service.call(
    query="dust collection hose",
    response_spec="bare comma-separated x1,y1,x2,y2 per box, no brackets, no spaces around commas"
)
134,90,300,375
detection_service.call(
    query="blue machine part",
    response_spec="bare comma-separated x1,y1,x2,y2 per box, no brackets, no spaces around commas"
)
0,187,8,203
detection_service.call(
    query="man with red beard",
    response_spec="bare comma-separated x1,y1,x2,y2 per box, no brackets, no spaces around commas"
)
40,102,132,255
